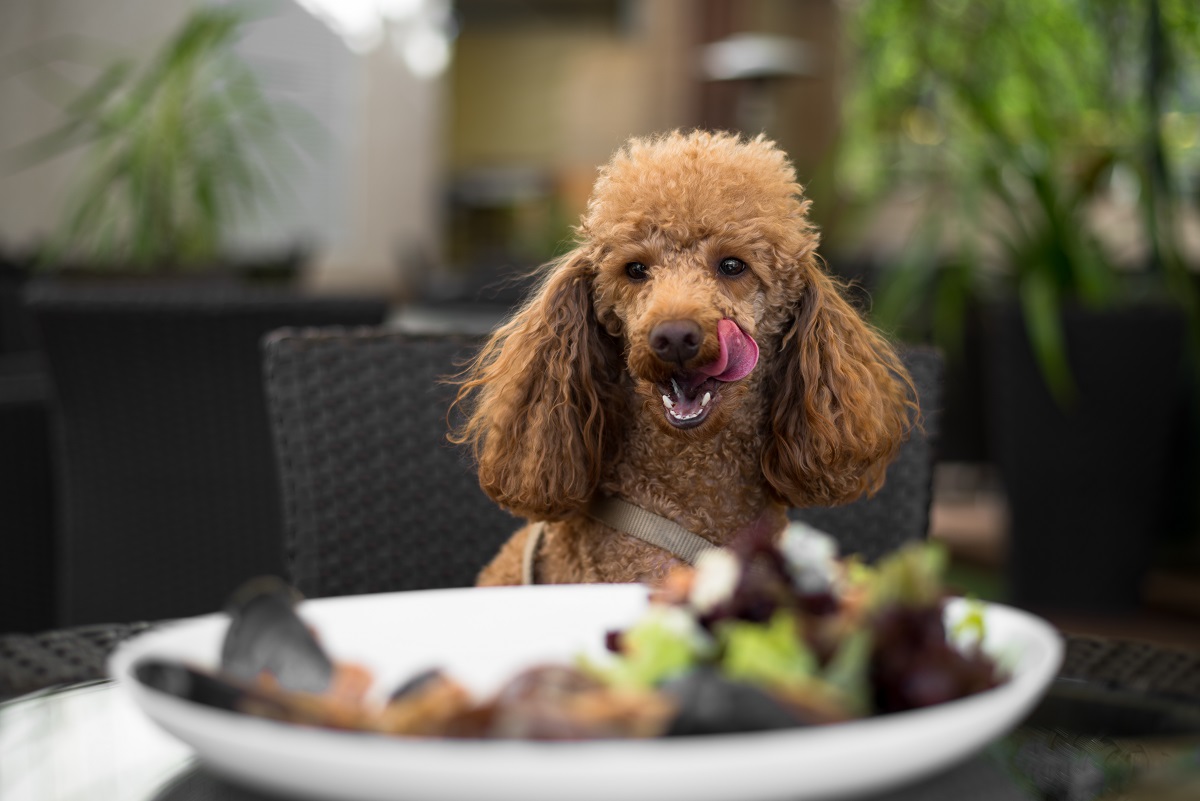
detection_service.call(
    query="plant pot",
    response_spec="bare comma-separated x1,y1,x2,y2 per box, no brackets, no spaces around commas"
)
934,302,991,464
0,254,41,354
985,303,1189,614
31,247,306,290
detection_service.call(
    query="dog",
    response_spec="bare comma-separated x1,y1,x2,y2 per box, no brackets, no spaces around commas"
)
452,130,916,586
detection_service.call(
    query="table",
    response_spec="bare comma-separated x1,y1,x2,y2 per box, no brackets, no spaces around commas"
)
1,630,1198,801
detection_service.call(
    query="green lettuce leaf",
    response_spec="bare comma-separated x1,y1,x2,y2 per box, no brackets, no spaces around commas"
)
718,611,816,687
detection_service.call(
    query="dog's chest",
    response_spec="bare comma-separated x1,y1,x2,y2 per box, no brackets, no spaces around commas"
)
603,419,774,542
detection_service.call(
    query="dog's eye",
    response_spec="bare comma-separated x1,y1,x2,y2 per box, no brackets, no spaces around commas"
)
718,257,747,277
625,262,649,281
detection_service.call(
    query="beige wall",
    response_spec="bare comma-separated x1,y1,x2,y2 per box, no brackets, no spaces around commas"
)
451,29,659,172
307,40,445,298
755,0,842,181
449,0,697,222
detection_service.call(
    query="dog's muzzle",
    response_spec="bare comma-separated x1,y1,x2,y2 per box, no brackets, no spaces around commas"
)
656,319,759,429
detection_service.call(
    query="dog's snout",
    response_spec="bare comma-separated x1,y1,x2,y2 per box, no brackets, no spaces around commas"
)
650,320,702,364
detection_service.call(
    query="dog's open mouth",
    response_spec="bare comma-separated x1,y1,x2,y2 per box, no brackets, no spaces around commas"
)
658,319,759,429
659,373,720,427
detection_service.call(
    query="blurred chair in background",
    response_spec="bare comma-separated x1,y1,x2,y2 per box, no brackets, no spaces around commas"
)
790,347,944,561
262,328,515,598
25,283,388,627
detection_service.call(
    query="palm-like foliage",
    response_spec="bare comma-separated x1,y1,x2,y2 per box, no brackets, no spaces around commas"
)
8,6,301,271
839,0,1200,399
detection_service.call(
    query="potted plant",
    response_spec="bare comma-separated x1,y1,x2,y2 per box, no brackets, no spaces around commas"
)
836,0,1200,612
5,4,308,280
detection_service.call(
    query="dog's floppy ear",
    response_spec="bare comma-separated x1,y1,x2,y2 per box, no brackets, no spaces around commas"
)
761,269,917,508
452,249,621,520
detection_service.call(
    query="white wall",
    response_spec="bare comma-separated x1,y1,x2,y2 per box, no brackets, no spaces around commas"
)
318,36,444,297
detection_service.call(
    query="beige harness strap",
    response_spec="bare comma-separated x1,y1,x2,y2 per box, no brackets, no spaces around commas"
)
521,521,546,585
587,496,718,566
523,499,716,585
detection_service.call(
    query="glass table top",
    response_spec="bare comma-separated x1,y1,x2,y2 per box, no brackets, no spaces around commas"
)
1,681,191,801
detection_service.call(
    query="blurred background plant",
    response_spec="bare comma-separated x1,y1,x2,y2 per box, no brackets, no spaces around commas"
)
836,0,1200,399
3,3,307,272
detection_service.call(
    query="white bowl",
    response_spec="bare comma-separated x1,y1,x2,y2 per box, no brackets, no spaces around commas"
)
110,584,1061,801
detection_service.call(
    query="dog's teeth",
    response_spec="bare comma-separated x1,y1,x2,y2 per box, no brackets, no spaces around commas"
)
662,394,675,410
671,377,683,397
701,392,711,407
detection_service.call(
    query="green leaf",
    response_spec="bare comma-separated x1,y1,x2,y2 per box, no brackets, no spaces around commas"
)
930,262,972,358
949,595,988,647
821,629,874,717
1018,269,1076,406
833,0,1200,374
718,611,816,688
870,541,948,610
594,606,711,689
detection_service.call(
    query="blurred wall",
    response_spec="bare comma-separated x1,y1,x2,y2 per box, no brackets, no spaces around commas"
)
696,0,842,181
304,31,444,297
218,1,358,281
451,1,695,183
444,0,697,279
439,0,843,287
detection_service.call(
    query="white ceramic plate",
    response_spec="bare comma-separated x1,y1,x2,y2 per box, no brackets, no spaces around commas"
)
109,584,1062,801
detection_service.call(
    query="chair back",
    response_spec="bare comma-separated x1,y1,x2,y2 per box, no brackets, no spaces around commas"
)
789,346,944,562
26,281,388,625
262,328,515,598
264,333,940,596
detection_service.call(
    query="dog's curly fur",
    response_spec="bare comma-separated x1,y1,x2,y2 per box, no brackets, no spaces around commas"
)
452,130,917,586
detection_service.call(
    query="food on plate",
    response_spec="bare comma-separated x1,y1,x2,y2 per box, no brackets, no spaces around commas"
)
135,526,1003,740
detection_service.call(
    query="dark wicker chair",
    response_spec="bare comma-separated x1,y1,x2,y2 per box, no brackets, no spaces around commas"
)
262,327,516,598
789,346,944,561
24,282,389,627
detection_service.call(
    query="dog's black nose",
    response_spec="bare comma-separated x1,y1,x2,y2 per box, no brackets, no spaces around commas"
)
650,320,702,364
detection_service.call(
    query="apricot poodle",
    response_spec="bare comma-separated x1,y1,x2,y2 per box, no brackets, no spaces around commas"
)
453,130,916,586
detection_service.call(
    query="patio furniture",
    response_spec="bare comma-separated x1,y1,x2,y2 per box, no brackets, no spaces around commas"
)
262,328,516,597
25,282,389,627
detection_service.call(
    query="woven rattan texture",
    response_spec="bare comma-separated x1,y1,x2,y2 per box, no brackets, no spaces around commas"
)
264,329,516,598
25,282,388,626
0,622,151,701
789,347,943,562
1061,635,1200,704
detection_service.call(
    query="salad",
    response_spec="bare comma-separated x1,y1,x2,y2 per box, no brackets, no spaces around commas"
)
136,525,1002,740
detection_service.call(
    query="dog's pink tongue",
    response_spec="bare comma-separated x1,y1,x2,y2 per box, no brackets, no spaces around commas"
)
697,319,759,383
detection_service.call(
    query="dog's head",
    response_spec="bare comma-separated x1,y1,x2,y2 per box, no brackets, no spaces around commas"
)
453,130,915,519
582,130,813,438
